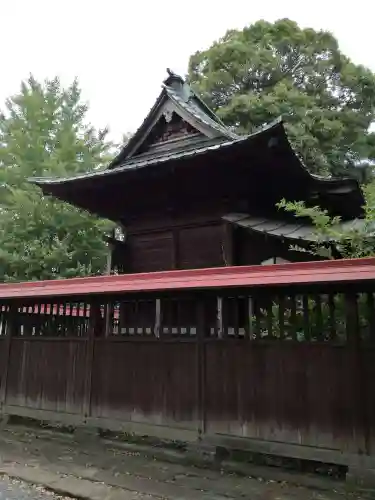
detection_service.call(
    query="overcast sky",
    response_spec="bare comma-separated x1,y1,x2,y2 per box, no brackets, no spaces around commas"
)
2,0,374,142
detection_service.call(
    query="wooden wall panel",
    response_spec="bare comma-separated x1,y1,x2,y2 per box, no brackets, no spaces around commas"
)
126,231,174,273
204,342,360,453
178,225,224,269
5,339,86,414
90,340,198,429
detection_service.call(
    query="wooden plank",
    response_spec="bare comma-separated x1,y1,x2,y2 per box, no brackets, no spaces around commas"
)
82,300,96,420
0,303,16,409
222,222,234,266
154,299,161,338
328,293,336,341
217,297,223,339
278,295,285,339
247,296,254,340
345,292,368,454
302,295,310,341
197,298,206,437
367,292,375,344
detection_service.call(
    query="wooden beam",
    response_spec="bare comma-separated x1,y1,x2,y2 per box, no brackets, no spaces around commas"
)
222,222,234,266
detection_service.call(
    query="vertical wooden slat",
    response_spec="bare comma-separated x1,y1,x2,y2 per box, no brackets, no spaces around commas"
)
196,296,206,438
222,222,234,266
314,294,323,341
55,300,61,337
118,300,126,336
83,298,96,421
155,298,161,338
221,297,228,338
278,295,285,340
290,294,297,341
266,298,273,339
328,293,336,341
0,303,16,410
172,228,179,270
233,296,239,338
35,302,41,337
302,295,310,342
104,297,113,337
345,292,368,455
366,292,375,344
217,297,223,339
247,296,254,340
0,304,4,337
255,299,262,340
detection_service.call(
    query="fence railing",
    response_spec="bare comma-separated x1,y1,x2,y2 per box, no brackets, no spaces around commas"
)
0,258,375,470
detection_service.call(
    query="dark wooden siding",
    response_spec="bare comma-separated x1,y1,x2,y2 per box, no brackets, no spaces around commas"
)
204,341,360,452
6,338,86,414
1,271,375,469
125,223,225,273
90,340,198,428
126,231,174,272
178,225,224,269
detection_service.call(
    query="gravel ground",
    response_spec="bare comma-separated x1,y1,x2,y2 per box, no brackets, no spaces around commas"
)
0,476,72,500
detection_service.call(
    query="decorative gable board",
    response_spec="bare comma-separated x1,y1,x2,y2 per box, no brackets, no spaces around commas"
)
137,111,203,155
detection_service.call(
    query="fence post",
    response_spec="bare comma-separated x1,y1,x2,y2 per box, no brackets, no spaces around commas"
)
196,295,207,439
345,291,368,455
82,300,98,423
0,302,17,415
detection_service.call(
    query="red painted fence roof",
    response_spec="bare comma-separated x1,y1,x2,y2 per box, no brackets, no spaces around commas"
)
0,258,374,299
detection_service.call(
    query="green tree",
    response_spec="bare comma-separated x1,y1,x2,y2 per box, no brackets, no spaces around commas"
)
188,19,375,178
0,76,114,282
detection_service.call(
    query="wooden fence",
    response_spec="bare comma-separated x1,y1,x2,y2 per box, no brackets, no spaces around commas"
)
1,259,375,472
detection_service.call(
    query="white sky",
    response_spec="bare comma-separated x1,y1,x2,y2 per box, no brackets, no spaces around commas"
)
2,0,374,142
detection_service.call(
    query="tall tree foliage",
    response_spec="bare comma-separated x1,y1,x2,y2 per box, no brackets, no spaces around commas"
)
188,19,375,178
0,76,114,282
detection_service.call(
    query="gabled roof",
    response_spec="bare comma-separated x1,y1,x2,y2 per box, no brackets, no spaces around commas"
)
29,70,365,222
108,69,239,169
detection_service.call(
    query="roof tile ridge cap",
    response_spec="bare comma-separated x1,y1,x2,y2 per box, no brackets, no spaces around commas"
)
188,85,230,128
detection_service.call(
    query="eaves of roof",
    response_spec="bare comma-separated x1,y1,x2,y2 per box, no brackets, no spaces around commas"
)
223,213,368,242
29,118,361,195
30,119,281,187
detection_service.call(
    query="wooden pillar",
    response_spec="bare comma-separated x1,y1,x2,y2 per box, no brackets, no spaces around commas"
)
82,300,98,421
106,242,113,275
172,228,179,270
222,222,234,266
104,239,114,337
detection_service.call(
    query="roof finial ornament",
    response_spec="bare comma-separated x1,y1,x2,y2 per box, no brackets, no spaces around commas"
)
163,68,184,88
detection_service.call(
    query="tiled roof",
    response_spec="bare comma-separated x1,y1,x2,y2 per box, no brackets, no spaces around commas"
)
223,213,367,241
30,120,280,187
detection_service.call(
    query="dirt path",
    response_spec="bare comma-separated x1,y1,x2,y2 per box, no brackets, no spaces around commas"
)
0,426,364,500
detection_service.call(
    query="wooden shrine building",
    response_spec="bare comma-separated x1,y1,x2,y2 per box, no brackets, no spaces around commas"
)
5,71,375,485
31,70,365,273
